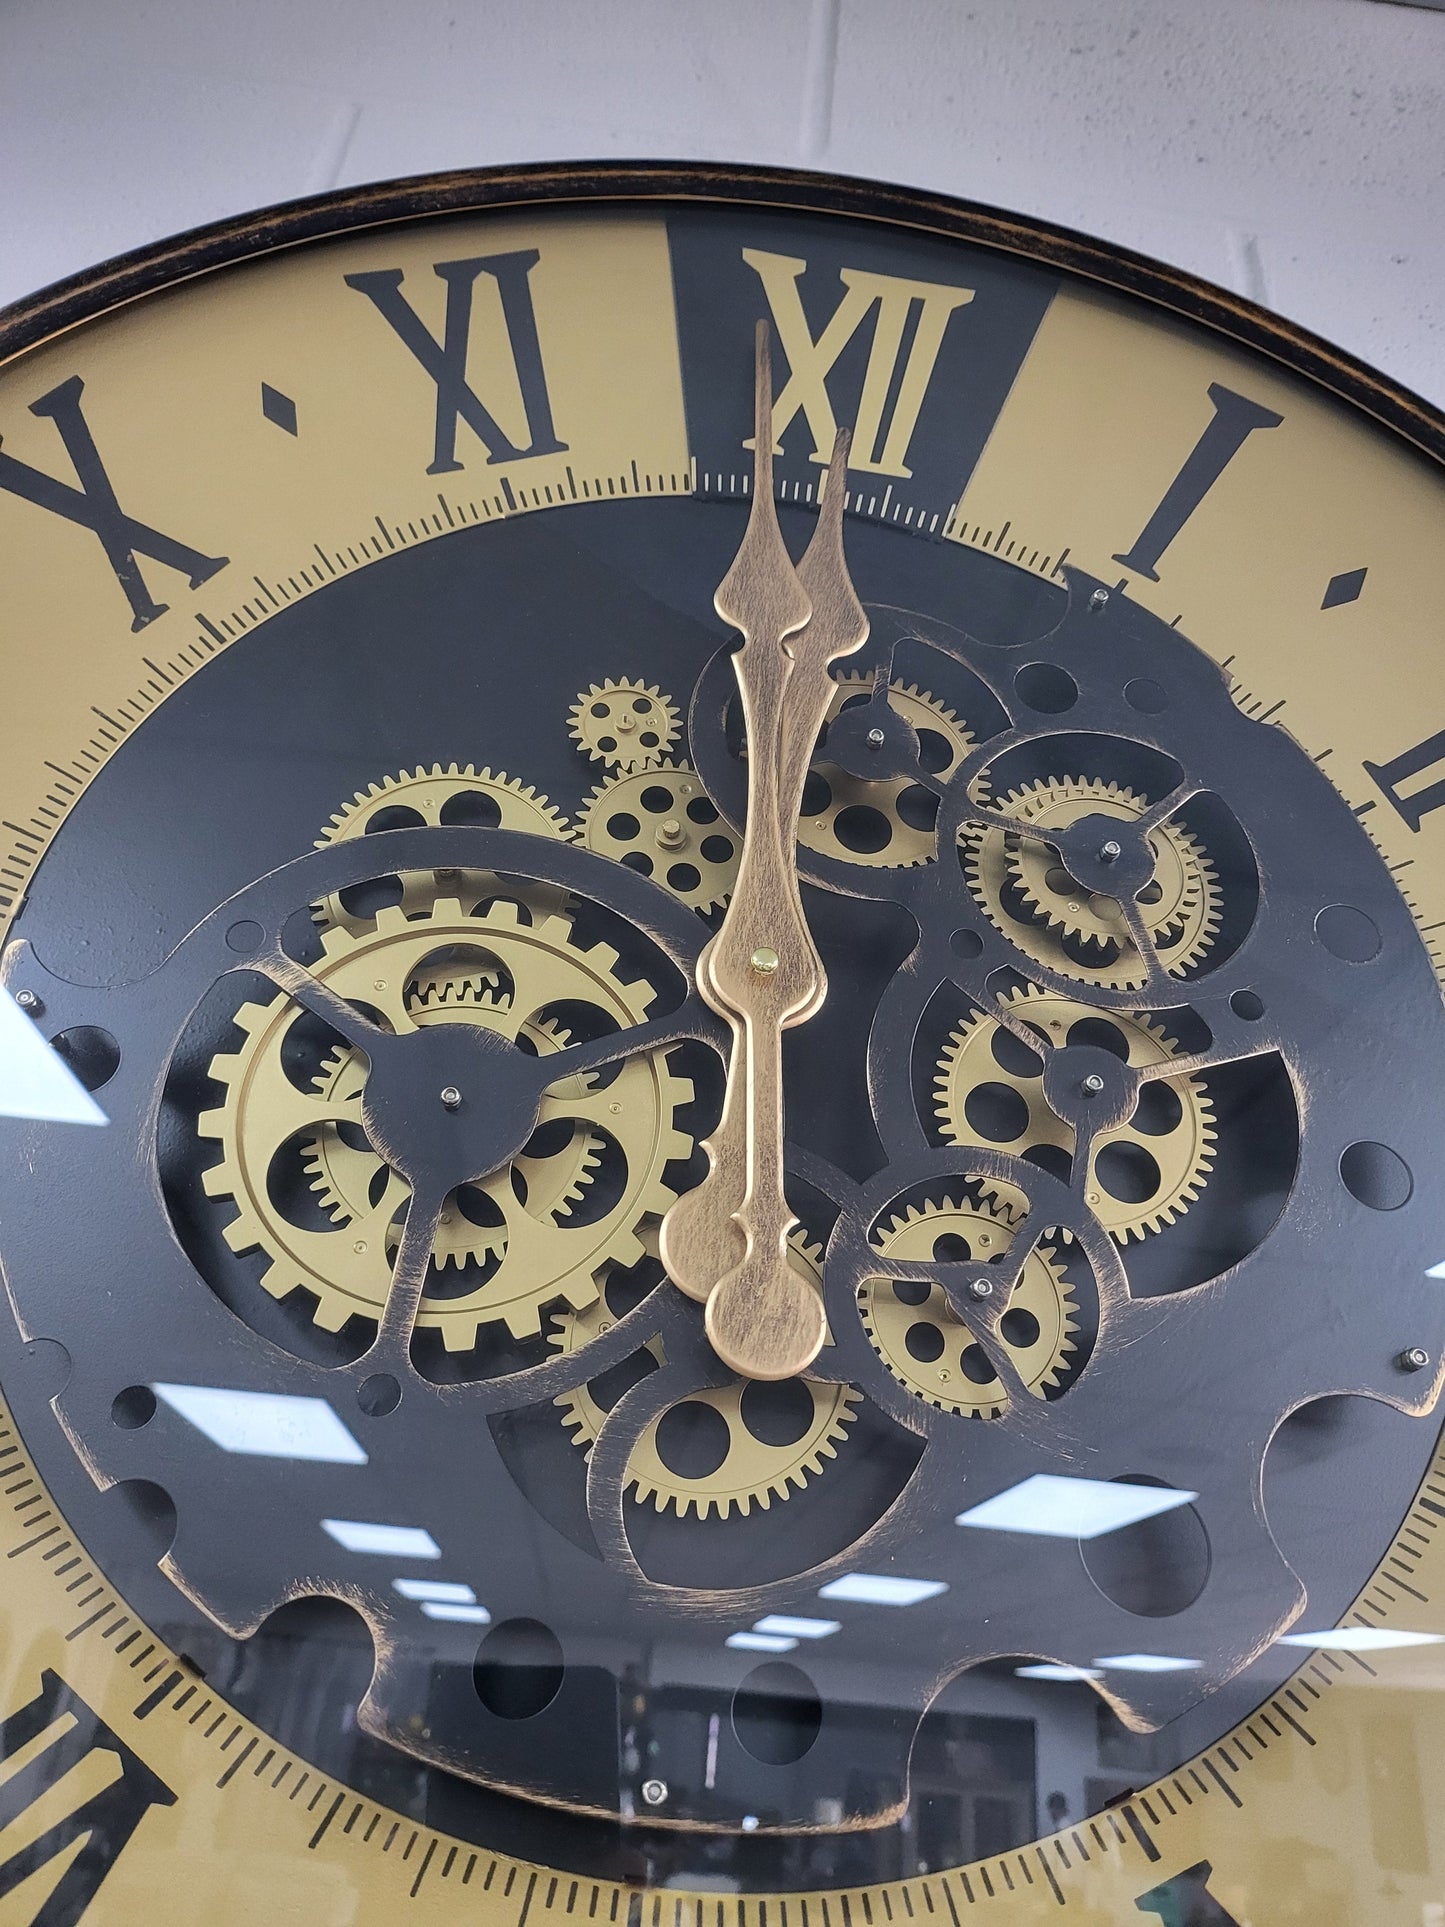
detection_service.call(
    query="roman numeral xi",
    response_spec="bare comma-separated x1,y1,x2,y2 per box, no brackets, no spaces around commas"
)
345,249,567,474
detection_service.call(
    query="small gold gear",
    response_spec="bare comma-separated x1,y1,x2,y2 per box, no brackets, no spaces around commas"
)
798,674,974,868
568,680,681,771
935,987,1216,1243
962,776,1219,989
574,760,739,914
859,1192,1076,1417
200,897,694,1347
551,1235,860,1518
312,764,570,934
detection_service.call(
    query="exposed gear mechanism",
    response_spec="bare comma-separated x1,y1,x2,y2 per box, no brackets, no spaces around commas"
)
552,1234,860,1517
934,987,1216,1242
568,679,681,771
574,760,739,914
798,674,974,868
859,1192,1076,1417
312,764,570,934
201,897,694,1347
962,776,1220,988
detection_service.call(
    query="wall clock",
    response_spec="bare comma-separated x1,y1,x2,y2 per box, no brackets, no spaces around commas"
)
1,159,1444,1926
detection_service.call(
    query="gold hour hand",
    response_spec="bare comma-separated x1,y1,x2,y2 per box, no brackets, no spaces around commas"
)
659,325,808,1312
659,326,868,1381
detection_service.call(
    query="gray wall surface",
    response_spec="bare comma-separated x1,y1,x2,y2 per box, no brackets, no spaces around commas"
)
2,1,1443,400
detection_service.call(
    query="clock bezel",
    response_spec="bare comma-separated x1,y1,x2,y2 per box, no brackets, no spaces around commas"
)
1,158,1442,479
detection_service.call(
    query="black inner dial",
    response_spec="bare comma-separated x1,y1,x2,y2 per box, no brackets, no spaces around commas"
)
3,497,1443,1889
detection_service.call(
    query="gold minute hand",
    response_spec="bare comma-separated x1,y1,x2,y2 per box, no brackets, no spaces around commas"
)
659,325,809,1319
659,327,868,1380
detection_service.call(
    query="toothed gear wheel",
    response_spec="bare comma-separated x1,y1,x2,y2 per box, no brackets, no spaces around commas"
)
574,760,739,914
935,987,1216,1243
962,776,1219,989
303,1010,599,1273
200,897,695,1347
312,763,570,934
568,679,681,771
551,1235,860,1518
859,1193,1076,1417
798,674,974,868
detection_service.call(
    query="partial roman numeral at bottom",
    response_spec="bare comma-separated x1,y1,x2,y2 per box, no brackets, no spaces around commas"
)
0,1668,175,1927
1136,1860,1242,1925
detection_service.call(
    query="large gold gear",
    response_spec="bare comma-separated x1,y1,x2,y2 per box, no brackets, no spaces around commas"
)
200,897,694,1347
797,674,974,868
551,1235,860,1518
568,679,682,771
962,776,1219,989
312,764,570,934
302,1008,599,1273
574,760,739,914
859,1193,1076,1417
934,987,1216,1243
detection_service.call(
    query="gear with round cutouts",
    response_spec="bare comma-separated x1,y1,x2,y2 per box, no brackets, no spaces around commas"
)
568,679,682,771
312,763,570,934
859,1191,1076,1418
200,895,694,1347
934,986,1216,1243
551,1233,859,1517
962,775,1219,989
574,759,739,914
303,1009,600,1274
797,674,974,868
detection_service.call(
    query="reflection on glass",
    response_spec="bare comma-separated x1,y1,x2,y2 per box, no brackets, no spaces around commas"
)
955,1472,1198,1538
817,1574,947,1605
753,1616,841,1639
1014,1663,1103,1682
392,1578,477,1604
0,986,107,1124
1094,1653,1202,1672
320,1519,440,1557
1277,1626,1445,1652
152,1382,367,1462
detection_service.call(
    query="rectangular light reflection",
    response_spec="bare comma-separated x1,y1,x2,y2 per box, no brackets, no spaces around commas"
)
393,1578,476,1605
153,1384,366,1464
322,1519,441,1558
956,1473,1198,1540
1277,1627,1445,1652
818,1574,948,1607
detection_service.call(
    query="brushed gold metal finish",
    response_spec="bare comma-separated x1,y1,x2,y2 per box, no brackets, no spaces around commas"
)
659,326,868,1380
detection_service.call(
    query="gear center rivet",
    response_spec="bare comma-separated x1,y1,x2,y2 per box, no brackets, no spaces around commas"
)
656,818,686,850
967,1276,995,1301
1098,838,1122,863
439,1085,463,1110
751,946,781,976
641,1778,668,1807
866,725,886,749
1399,1347,1431,1373
13,989,40,1015
1081,1072,1106,1096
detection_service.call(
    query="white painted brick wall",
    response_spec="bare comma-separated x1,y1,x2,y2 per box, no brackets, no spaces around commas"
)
1,0,1442,403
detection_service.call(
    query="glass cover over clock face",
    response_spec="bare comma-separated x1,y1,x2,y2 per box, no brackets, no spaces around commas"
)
2,164,1445,1926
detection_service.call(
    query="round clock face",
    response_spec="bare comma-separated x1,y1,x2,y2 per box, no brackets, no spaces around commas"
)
2,164,1445,1926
